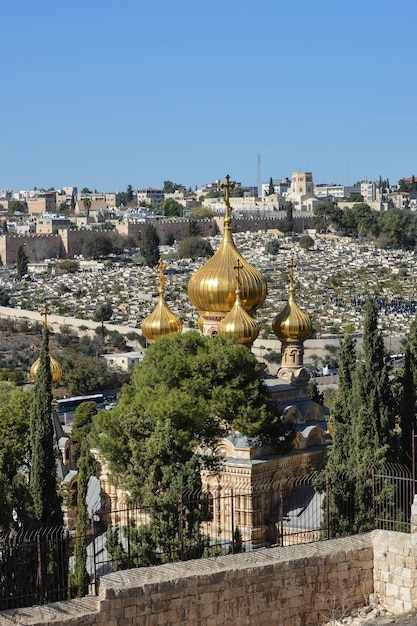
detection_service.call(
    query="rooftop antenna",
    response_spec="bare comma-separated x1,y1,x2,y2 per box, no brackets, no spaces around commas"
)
257,152,261,197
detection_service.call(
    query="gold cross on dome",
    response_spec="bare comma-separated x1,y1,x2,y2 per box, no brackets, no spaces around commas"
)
234,257,243,288
220,174,235,225
40,303,51,328
156,258,167,292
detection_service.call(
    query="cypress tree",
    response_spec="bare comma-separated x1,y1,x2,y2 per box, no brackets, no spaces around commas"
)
320,333,357,536
69,441,96,597
320,300,399,536
398,315,417,470
29,325,62,527
16,245,28,279
142,224,160,267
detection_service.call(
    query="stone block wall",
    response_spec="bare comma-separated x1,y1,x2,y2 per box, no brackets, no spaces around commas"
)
373,531,417,615
0,535,374,626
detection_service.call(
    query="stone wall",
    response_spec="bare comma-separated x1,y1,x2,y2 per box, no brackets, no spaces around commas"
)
0,215,315,266
2,530,417,626
0,534,375,626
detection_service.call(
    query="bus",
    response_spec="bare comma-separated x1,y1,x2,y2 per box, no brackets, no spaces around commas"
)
55,393,105,416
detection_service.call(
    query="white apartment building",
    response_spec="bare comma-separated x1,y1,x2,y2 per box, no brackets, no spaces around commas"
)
360,181,376,202
314,184,360,199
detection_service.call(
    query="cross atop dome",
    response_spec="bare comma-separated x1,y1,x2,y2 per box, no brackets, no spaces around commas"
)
220,174,235,227
41,303,51,327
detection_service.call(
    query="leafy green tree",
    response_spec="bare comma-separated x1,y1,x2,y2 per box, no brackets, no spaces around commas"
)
141,223,160,267
313,201,342,232
268,177,274,195
345,193,364,202
177,236,214,259
319,301,398,536
0,382,32,531
93,332,292,502
319,333,357,536
265,238,280,255
161,198,183,218
16,245,29,279
94,302,113,331
308,380,324,405
68,441,97,597
0,286,10,306
82,233,113,260
29,325,63,527
192,206,214,219
163,181,186,194
397,314,417,471
8,200,27,215
299,235,314,250
94,333,292,564
62,356,109,395
55,260,80,273
186,219,201,237
71,401,98,463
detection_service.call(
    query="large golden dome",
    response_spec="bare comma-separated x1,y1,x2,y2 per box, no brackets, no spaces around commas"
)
272,258,312,340
30,354,63,384
188,175,267,320
30,304,63,384
141,259,183,344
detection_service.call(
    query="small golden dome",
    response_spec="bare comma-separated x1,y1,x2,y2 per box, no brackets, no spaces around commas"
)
272,258,312,340
141,259,183,344
30,354,63,384
188,175,267,317
218,285,259,345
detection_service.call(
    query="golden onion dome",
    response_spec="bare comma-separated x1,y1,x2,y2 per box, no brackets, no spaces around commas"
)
218,280,259,345
30,303,63,384
188,175,267,316
272,258,312,341
141,259,183,344
30,354,63,384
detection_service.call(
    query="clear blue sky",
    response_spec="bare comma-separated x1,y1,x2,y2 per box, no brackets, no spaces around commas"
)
2,0,416,193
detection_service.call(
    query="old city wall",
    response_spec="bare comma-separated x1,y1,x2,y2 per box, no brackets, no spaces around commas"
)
0,233,64,266
0,216,315,265
2,530,417,626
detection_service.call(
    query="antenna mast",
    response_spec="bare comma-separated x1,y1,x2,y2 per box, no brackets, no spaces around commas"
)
257,152,261,197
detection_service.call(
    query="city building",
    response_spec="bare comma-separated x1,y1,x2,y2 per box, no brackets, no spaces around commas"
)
137,188,164,207
27,191,57,215
314,183,360,199
287,172,321,211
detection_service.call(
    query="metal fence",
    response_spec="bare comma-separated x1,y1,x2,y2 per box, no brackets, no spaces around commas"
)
0,464,413,611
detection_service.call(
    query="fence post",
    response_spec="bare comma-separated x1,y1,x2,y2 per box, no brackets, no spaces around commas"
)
36,531,43,603
126,506,131,570
179,494,184,561
91,513,98,596
279,486,284,546
326,476,330,540
371,467,376,528
230,489,235,554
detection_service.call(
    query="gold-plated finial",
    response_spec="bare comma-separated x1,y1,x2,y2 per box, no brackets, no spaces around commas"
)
220,174,235,227
234,257,243,292
156,258,167,293
41,303,51,327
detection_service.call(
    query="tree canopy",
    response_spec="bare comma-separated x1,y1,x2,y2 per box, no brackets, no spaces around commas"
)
320,300,399,536
0,382,32,531
177,236,214,259
161,198,183,218
81,233,113,259
92,332,292,504
141,223,160,267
